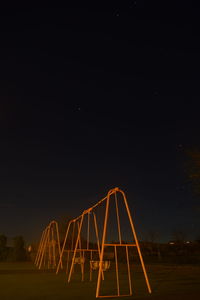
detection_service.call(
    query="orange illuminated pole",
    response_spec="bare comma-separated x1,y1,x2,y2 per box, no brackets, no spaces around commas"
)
56,220,74,274
71,221,75,251
50,226,56,267
41,229,48,269
53,229,56,267
37,226,48,269
47,229,50,268
34,231,42,265
93,212,102,260
44,226,50,269
114,245,120,296
38,227,49,266
68,214,84,282
87,212,90,250
39,225,50,269
55,220,62,268
96,187,151,298
88,210,104,281
96,189,111,298
66,221,76,275
36,227,45,268
115,192,122,244
120,189,152,294
35,229,46,266
50,220,62,269
93,212,104,280
77,220,84,281
90,250,93,281
126,245,132,295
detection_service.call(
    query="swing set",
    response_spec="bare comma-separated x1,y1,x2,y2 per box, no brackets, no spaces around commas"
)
56,187,152,298
35,220,62,270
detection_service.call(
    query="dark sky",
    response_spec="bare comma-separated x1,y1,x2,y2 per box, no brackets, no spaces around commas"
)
0,3,200,244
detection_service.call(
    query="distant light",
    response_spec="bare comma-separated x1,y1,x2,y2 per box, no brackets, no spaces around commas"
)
169,242,175,245
186,241,190,244
28,245,32,252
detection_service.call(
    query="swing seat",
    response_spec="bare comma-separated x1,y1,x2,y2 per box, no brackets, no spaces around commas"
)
90,260,99,270
90,260,110,271
102,260,110,271
74,257,85,264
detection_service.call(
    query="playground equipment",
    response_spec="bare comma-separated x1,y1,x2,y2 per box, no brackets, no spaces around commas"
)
56,187,152,298
35,220,62,270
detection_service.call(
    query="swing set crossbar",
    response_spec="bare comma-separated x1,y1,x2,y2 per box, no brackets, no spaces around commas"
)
104,243,137,247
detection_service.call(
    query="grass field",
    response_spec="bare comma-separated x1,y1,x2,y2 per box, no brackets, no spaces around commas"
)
0,262,200,299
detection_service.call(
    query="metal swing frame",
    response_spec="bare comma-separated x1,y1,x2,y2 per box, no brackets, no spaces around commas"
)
35,220,62,270
56,211,102,281
56,187,152,298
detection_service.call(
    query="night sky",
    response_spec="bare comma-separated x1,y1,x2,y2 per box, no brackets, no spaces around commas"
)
0,3,200,245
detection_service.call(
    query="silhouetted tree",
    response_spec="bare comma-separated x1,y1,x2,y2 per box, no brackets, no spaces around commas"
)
170,229,190,261
184,148,200,195
172,229,186,243
0,234,7,247
144,230,162,261
0,234,8,261
12,236,27,261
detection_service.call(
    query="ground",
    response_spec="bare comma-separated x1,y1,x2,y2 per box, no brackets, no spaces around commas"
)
0,262,200,299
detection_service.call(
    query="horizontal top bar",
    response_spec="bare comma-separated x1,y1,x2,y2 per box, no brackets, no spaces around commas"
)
68,187,124,223
63,249,99,252
104,243,136,247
